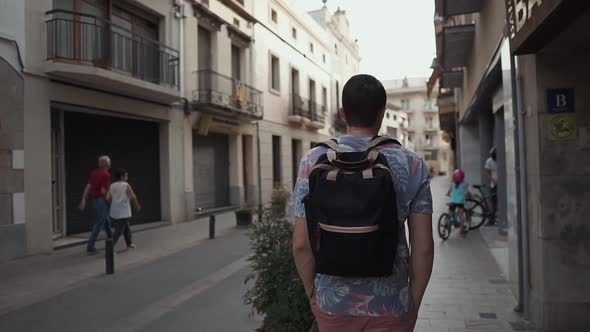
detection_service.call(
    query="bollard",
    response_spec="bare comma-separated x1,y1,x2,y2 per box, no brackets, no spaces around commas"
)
209,215,216,239
105,238,114,275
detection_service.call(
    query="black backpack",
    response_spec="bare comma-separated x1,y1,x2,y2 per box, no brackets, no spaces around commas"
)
303,136,400,278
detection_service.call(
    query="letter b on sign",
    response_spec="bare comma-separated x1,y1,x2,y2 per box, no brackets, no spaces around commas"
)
547,88,574,114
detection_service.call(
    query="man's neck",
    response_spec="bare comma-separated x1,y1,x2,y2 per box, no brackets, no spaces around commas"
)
346,126,378,137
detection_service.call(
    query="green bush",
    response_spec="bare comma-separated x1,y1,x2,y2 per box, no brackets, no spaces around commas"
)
244,207,316,332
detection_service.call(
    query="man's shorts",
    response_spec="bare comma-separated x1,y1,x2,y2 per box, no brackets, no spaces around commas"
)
311,299,417,332
448,203,464,211
490,186,498,205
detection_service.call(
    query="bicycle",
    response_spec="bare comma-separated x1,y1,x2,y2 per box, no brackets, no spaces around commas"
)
464,184,496,230
437,204,471,240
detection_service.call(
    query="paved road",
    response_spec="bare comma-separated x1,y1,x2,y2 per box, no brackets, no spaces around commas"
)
0,229,261,332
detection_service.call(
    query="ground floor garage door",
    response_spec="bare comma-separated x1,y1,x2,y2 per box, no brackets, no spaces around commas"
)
63,111,161,235
193,132,230,210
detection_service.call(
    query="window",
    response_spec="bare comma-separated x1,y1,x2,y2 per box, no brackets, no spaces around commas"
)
393,115,397,121
322,87,327,111
291,139,302,189
408,134,413,142
271,9,278,24
425,134,432,146
292,27,297,39
386,113,390,119
334,43,338,55
233,18,240,27
272,136,282,187
401,99,411,110
270,55,280,92
310,42,315,54
426,117,434,128
322,53,326,63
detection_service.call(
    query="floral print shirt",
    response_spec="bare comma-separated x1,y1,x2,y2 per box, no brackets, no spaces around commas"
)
291,135,433,317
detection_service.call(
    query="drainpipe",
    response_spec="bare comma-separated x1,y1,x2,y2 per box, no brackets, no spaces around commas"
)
513,54,529,315
176,0,186,98
256,121,263,222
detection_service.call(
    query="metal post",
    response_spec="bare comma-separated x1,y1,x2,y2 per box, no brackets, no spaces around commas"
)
105,238,114,275
209,215,216,239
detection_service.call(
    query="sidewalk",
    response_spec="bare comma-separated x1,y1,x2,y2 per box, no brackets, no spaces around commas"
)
0,212,242,316
417,176,535,332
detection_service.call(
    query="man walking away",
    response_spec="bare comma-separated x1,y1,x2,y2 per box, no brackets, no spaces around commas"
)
79,155,113,255
292,74,434,331
484,147,498,225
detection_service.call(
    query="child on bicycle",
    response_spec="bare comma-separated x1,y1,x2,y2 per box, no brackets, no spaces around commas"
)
447,169,472,235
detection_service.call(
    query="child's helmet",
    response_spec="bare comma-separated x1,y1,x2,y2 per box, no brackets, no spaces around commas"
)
452,169,465,184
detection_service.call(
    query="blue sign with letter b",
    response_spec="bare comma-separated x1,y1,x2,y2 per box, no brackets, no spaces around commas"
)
547,88,574,114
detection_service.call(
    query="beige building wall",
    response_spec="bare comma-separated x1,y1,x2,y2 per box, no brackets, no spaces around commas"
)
13,0,188,257
253,0,360,203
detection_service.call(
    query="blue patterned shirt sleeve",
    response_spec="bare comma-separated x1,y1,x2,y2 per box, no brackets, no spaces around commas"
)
291,149,320,219
409,156,433,214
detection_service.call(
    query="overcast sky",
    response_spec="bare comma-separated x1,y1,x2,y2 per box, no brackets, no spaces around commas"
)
294,0,436,81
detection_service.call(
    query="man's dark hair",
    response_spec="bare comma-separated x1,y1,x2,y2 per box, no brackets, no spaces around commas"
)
114,168,127,180
342,74,387,127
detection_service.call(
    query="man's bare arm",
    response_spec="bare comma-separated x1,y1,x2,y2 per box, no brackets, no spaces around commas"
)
408,213,434,310
79,184,90,210
127,185,141,211
292,217,315,299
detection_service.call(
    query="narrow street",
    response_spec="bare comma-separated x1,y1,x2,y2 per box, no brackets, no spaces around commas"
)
0,176,530,332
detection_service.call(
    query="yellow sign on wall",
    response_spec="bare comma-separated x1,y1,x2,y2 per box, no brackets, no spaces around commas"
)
548,114,577,140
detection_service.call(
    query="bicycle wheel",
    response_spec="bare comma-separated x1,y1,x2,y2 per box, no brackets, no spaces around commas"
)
437,213,452,240
466,199,487,229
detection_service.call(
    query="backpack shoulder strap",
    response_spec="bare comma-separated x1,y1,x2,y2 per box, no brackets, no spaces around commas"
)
366,136,401,151
317,138,343,152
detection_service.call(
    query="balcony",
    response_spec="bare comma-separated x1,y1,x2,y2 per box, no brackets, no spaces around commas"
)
289,94,326,129
45,10,180,104
192,70,262,120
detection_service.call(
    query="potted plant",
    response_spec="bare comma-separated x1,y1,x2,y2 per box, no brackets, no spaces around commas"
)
244,207,316,332
235,207,254,226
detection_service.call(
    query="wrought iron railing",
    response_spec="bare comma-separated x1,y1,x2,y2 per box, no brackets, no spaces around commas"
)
193,70,262,116
46,10,179,89
291,94,325,124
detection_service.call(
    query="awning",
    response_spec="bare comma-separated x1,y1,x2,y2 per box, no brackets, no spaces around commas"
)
438,0,482,17
427,58,442,97
442,24,475,69
440,70,463,89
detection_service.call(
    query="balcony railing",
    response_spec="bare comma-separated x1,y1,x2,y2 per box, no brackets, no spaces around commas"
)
291,94,326,125
193,69,262,117
46,10,179,89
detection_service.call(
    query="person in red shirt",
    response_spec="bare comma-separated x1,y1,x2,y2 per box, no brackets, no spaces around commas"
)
79,155,113,254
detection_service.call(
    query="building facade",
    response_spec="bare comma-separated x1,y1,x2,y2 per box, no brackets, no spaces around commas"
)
430,0,590,330
384,78,451,175
379,104,409,148
0,0,360,260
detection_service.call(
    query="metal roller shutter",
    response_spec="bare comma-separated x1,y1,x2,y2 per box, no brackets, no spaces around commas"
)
193,132,230,210
64,111,161,235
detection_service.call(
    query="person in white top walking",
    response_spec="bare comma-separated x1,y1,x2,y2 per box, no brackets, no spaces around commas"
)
484,147,498,225
106,169,141,249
